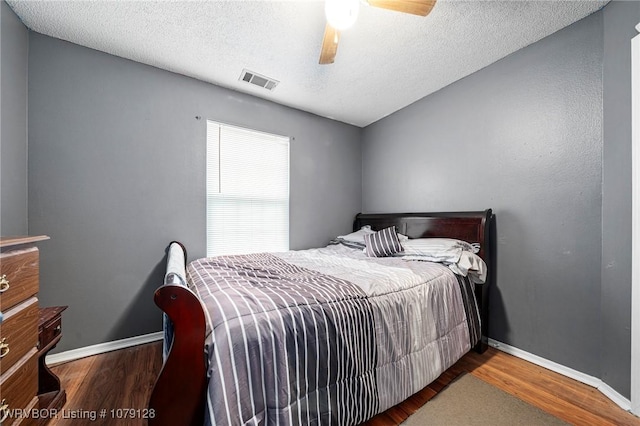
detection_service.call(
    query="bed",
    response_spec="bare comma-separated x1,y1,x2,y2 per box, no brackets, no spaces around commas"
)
148,210,494,426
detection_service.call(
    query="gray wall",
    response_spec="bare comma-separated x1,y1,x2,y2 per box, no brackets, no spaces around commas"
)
1,1,29,236
601,0,640,398
363,12,604,381
27,33,362,352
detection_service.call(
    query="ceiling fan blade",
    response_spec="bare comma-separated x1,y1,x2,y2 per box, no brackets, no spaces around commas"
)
366,0,436,16
319,24,340,65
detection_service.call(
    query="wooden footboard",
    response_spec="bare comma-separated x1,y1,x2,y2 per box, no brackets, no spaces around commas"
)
148,242,207,426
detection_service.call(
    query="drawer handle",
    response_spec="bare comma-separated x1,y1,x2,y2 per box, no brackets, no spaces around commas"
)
0,338,9,359
0,275,9,293
0,399,9,423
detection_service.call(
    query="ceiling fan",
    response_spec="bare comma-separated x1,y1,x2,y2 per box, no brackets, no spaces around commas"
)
319,0,437,64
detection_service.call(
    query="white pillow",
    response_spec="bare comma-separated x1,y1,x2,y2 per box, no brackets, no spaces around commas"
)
337,226,375,245
399,238,477,262
403,238,477,253
401,251,462,263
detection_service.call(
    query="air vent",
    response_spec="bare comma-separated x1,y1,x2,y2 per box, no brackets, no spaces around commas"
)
239,69,279,91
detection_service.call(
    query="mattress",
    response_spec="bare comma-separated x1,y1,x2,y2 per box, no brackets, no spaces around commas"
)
186,243,480,426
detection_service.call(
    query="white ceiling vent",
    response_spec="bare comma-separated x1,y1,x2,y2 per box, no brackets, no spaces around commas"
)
239,69,279,91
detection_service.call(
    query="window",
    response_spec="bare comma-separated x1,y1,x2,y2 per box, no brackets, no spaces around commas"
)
206,121,290,257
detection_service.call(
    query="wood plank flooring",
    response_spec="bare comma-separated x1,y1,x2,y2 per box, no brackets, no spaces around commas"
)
49,343,162,425
48,342,639,425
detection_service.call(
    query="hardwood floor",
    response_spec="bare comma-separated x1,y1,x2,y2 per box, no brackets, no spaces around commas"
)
49,343,162,425
48,342,639,425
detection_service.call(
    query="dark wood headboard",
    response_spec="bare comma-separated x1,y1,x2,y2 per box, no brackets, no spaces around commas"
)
354,210,492,263
354,209,494,352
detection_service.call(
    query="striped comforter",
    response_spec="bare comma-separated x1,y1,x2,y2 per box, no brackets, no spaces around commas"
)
187,244,480,426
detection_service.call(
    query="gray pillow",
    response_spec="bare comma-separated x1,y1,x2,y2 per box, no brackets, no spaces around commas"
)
364,226,403,257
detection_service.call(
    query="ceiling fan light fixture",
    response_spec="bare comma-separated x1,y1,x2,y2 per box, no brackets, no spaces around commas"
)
325,0,360,30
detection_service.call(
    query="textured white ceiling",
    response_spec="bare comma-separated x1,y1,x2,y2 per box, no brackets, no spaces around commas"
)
8,0,607,127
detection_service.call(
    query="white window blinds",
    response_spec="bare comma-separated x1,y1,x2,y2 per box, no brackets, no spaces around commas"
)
206,121,290,257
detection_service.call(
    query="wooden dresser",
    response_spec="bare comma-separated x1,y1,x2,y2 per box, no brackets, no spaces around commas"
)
0,236,49,425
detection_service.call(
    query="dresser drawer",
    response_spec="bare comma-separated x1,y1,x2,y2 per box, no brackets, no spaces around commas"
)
6,396,38,426
39,314,62,351
0,298,39,376
0,248,39,312
0,350,38,425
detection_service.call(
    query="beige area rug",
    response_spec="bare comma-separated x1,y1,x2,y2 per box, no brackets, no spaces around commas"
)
402,373,569,425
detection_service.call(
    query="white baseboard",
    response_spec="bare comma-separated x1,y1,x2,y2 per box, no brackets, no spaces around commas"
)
46,331,163,365
488,338,633,413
